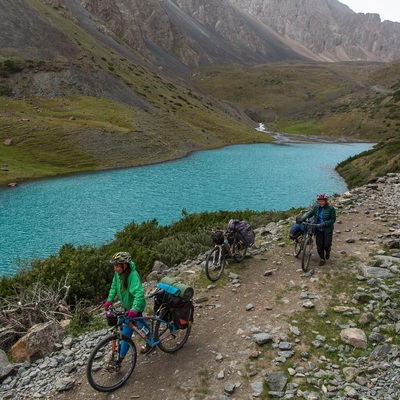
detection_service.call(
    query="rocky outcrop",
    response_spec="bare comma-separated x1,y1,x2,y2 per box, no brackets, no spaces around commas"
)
75,0,400,69
78,0,309,70
2,0,400,80
11,321,64,363
230,0,400,62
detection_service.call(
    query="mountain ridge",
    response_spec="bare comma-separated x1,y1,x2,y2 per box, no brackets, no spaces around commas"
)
0,0,399,187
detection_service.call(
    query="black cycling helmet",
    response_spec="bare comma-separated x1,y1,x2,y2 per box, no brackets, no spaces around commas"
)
109,251,132,264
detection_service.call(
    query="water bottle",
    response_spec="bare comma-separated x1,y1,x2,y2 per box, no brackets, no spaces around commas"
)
224,239,231,256
135,320,150,337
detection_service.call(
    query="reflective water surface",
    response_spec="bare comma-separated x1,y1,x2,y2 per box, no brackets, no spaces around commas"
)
0,142,374,276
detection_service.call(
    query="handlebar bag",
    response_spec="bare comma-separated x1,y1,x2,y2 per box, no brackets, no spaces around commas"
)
212,230,224,245
289,222,305,239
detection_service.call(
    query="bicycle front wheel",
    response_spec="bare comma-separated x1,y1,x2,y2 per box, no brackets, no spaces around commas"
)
155,309,191,353
86,333,137,392
292,236,303,258
205,246,225,281
301,237,313,272
232,237,247,262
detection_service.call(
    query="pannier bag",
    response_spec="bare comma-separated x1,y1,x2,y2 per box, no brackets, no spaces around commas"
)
289,222,304,239
168,295,194,329
227,219,255,246
211,229,225,245
153,284,195,329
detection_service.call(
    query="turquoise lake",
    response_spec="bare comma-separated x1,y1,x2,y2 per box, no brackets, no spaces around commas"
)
0,142,374,276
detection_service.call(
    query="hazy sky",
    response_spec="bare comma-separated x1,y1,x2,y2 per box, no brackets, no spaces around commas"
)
340,0,400,23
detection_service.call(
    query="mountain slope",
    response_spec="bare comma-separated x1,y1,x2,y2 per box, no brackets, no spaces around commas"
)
231,0,400,62
0,0,399,186
0,0,272,185
78,0,400,68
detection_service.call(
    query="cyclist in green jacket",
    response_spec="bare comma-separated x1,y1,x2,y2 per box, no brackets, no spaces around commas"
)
104,251,148,358
299,193,336,266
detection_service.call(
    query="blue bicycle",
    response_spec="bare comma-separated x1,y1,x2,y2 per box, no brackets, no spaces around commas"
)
86,290,193,392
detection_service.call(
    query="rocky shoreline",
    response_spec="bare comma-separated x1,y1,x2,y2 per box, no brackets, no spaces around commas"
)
0,173,399,400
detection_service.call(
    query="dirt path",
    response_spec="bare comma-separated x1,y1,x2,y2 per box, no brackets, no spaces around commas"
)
49,186,396,400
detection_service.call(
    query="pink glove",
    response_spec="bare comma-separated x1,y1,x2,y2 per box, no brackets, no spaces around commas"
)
126,309,138,319
104,301,113,311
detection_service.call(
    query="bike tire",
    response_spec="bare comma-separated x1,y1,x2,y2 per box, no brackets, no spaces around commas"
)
86,333,137,392
205,246,225,281
301,236,313,272
232,237,247,262
292,236,303,258
155,308,191,353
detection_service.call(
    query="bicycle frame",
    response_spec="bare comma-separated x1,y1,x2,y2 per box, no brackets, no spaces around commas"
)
114,310,176,348
300,222,319,271
204,227,248,281
298,221,318,241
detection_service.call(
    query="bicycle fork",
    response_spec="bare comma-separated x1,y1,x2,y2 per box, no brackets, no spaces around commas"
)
216,246,224,264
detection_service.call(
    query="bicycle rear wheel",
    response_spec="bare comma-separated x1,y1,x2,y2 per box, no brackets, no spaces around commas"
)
155,309,191,353
292,236,303,258
301,236,313,271
86,333,137,392
205,246,225,281
232,237,247,262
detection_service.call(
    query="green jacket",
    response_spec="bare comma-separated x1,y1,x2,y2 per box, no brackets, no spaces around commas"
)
107,261,146,312
302,202,336,233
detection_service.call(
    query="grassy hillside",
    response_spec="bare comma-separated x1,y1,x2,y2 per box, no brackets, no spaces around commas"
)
193,62,400,186
0,1,398,187
0,0,272,186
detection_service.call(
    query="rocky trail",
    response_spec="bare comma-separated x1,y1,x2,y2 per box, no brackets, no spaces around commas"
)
1,173,399,400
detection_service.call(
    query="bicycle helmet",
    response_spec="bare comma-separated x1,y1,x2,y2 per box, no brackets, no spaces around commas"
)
110,251,132,264
317,193,328,200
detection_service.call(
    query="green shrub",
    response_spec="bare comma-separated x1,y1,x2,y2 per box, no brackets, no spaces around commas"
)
0,209,299,306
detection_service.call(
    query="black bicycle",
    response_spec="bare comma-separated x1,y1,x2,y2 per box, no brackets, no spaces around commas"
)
292,221,319,271
204,228,248,281
86,289,193,392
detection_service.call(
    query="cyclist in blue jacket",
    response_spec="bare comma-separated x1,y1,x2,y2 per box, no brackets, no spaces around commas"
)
299,193,336,266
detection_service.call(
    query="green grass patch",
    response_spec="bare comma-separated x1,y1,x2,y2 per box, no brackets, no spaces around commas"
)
67,302,107,337
271,122,322,135
195,370,211,397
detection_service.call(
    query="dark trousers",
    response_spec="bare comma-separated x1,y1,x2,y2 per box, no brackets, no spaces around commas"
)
315,230,333,260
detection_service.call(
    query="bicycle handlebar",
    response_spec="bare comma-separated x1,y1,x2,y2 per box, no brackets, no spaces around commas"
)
204,226,227,233
106,305,126,318
106,306,150,323
301,222,320,227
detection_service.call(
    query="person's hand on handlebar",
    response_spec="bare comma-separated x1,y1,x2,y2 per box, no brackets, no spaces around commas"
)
126,309,138,319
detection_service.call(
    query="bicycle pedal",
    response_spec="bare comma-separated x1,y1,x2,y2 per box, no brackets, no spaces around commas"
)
142,345,156,356
105,361,121,372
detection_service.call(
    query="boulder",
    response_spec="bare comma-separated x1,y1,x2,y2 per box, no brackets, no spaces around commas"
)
11,321,63,363
0,349,14,383
340,328,367,349
265,371,288,392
